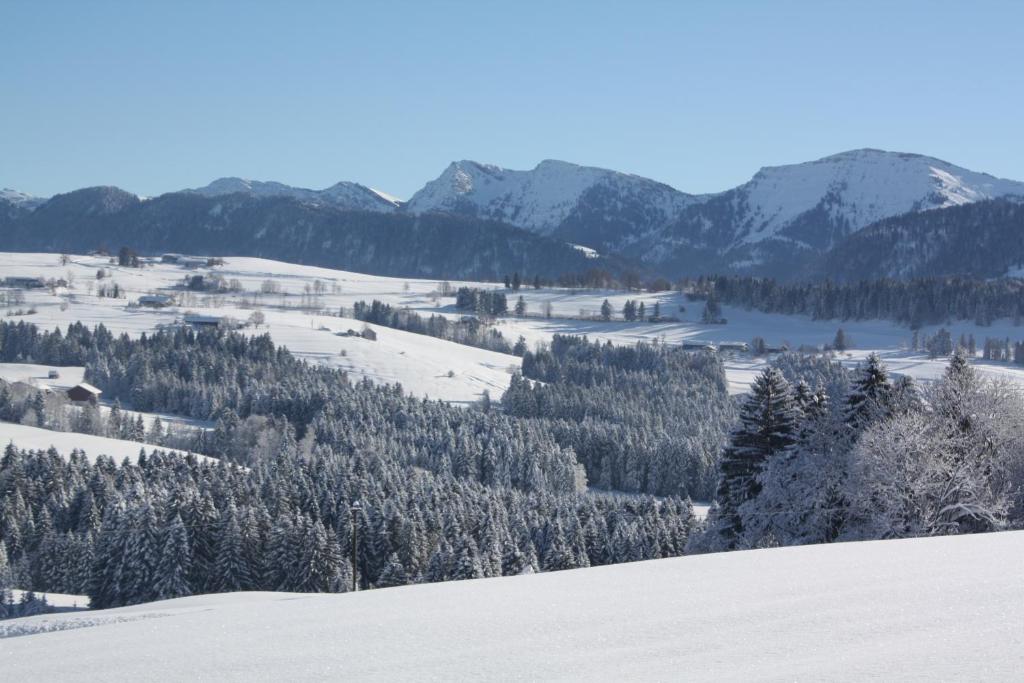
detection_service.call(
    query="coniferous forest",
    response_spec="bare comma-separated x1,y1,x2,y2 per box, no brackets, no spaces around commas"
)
0,321,698,612
3,318,1024,616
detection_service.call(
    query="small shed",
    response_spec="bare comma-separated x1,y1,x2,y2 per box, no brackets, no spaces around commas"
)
138,294,174,308
67,382,102,404
3,276,45,289
184,313,222,328
361,327,377,341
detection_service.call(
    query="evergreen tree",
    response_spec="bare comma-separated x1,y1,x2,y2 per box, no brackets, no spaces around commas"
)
833,328,848,352
712,368,800,547
845,353,892,431
701,296,722,324
376,553,409,588
153,513,192,600
212,504,251,592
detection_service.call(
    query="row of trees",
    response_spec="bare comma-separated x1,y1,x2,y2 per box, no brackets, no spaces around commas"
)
454,288,508,317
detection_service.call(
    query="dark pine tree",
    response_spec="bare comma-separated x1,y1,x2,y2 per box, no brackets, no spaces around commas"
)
714,368,800,548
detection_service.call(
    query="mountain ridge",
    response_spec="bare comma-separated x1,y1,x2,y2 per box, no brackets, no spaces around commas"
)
4,148,1023,280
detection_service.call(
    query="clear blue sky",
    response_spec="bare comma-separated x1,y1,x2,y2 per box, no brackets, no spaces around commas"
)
2,0,1022,199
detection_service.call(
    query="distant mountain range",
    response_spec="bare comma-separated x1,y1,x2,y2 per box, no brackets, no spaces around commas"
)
4,148,1024,281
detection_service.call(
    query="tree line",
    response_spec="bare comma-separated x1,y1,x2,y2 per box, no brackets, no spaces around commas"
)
690,275,1024,327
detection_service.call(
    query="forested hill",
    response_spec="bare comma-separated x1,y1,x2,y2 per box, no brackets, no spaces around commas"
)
0,188,610,281
816,198,1024,281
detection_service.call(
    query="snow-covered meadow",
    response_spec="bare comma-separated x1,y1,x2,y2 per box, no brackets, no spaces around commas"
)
3,251,1024,404
3,531,1022,680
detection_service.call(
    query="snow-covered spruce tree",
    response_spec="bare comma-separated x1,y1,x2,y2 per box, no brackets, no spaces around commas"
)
153,513,192,600
704,368,801,550
0,542,11,618
740,386,851,547
376,553,409,588
845,353,893,432
212,504,252,593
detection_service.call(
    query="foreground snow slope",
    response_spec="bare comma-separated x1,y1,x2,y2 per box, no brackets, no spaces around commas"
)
4,532,1023,681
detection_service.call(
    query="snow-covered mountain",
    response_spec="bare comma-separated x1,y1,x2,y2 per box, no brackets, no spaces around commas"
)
188,177,401,212
6,149,1024,279
405,159,695,249
405,150,1024,276
723,149,1024,246
0,188,47,210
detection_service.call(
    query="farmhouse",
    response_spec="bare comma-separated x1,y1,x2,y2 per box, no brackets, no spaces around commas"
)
681,341,716,351
67,382,102,404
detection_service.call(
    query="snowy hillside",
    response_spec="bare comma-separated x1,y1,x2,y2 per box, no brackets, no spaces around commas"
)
4,531,1022,680
188,177,400,212
0,252,518,404
0,188,46,210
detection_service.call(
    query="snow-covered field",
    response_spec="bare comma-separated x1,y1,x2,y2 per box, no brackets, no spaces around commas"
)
4,252,1024,403
3,531,1022,680
1,253,516,404
0,422,206,463
0,362,85,390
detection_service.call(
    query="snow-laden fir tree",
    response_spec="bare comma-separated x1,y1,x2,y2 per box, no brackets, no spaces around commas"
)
153,513,192,600
845,353,892,432
706,368,801,549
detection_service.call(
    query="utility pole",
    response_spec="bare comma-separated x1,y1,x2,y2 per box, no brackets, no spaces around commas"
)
350,500,361,592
